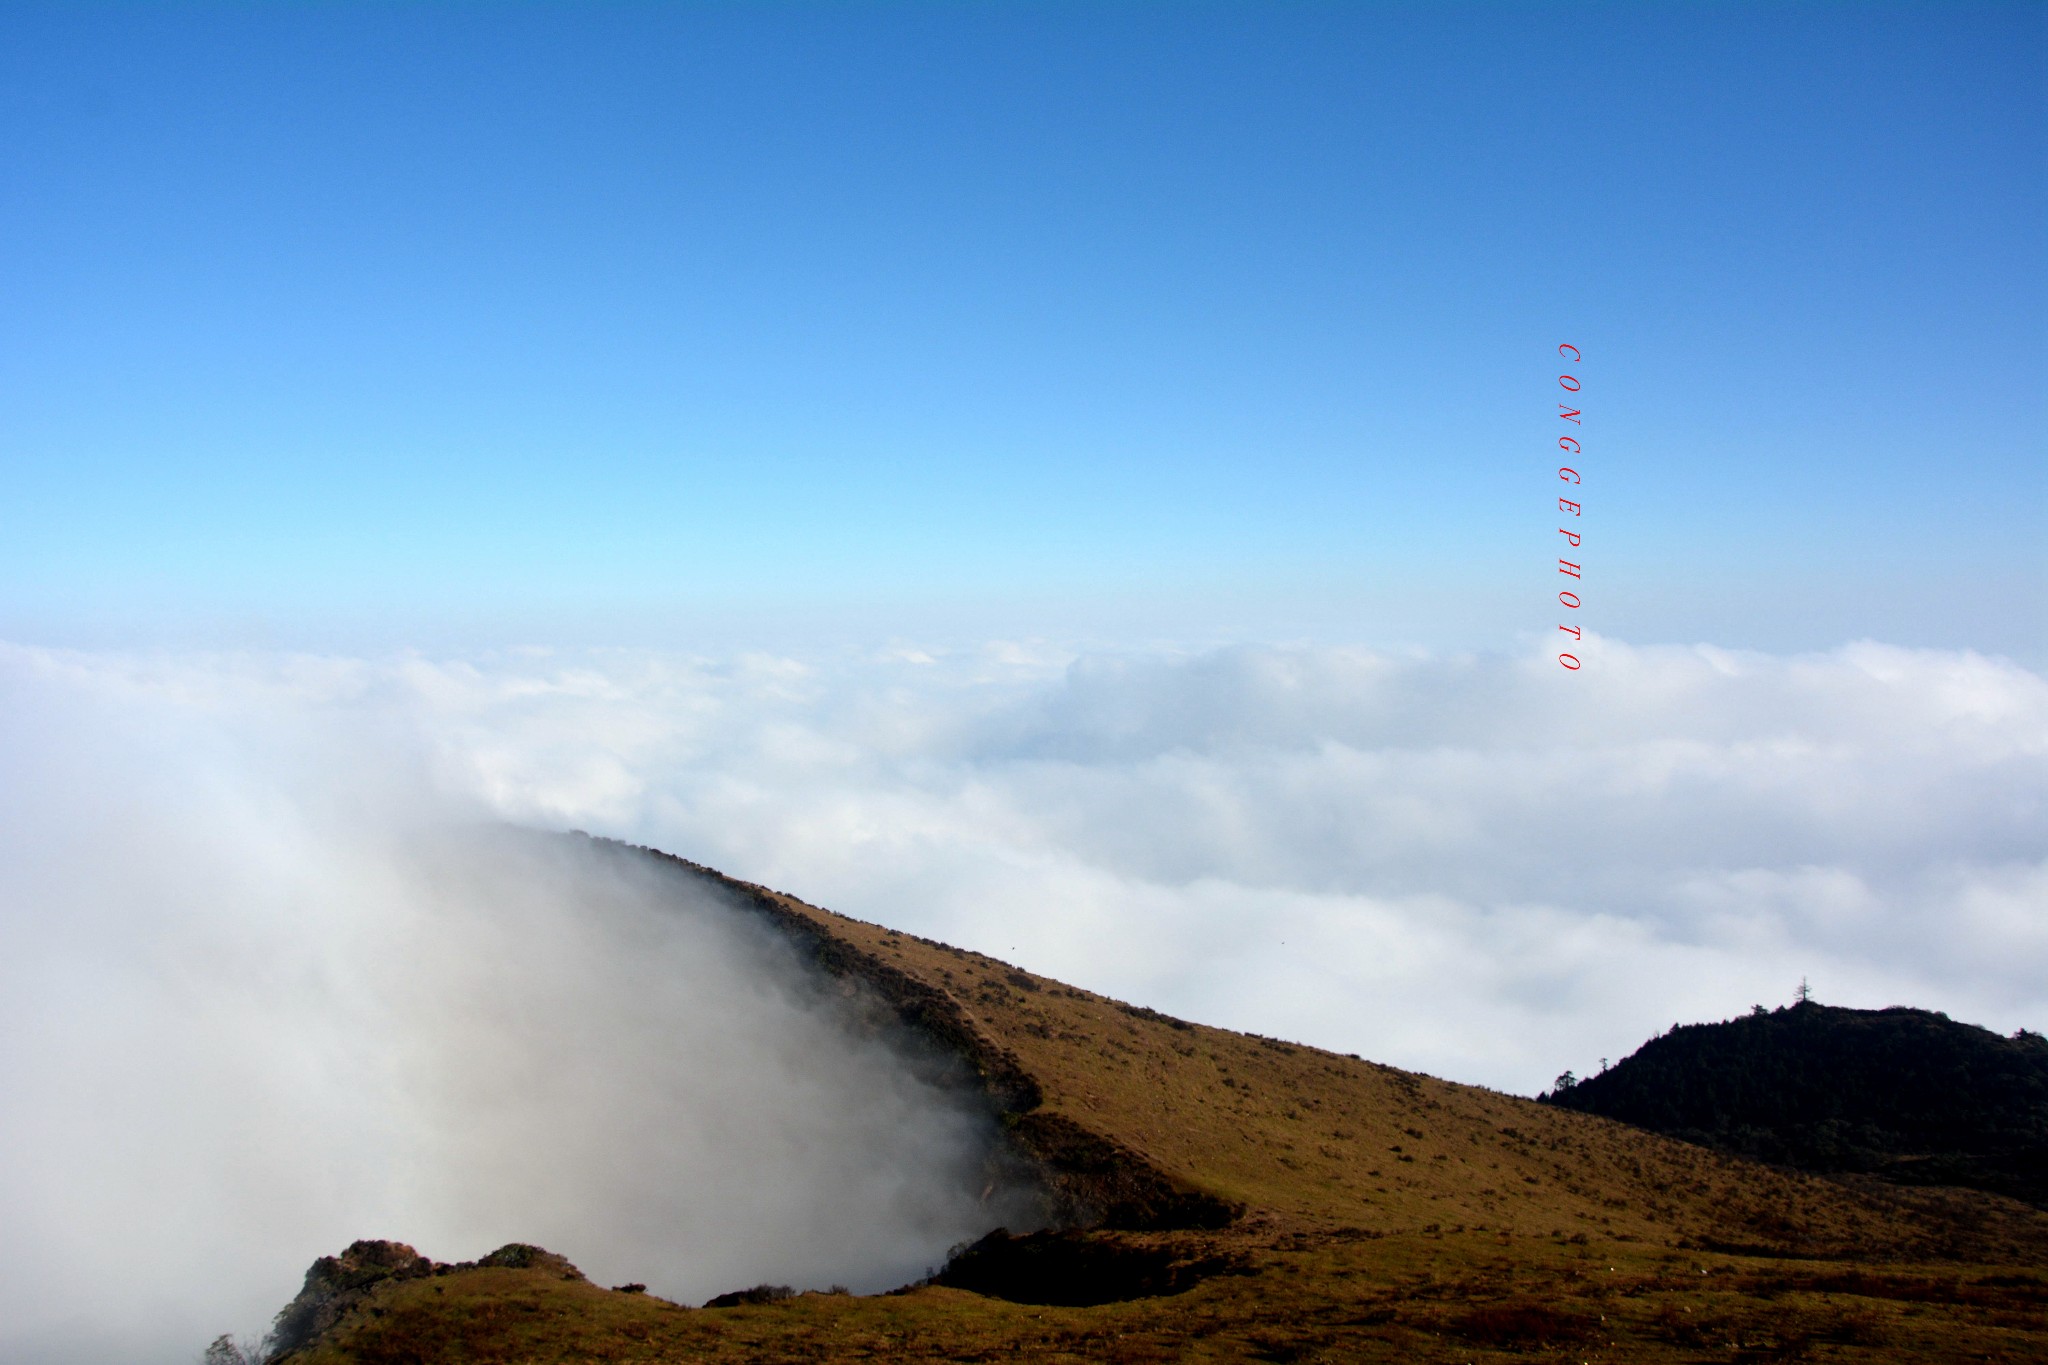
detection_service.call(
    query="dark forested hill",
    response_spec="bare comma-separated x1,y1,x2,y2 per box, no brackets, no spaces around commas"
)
1544,1001,2048,1207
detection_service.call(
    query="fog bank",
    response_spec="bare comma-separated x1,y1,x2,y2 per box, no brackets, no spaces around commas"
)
0,651,1020,1364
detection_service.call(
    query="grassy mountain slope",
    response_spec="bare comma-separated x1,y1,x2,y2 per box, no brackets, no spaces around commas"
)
269,837,2048,1363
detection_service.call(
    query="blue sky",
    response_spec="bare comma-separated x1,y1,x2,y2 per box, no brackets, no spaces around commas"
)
2,1,2041,654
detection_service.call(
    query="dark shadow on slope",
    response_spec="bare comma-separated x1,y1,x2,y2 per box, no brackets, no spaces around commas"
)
932,1228,1246,1306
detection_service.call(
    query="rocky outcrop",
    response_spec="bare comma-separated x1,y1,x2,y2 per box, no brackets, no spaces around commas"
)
267,1240,585,1359
267,1240,435,1358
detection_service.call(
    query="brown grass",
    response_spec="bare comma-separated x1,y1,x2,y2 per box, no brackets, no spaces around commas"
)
281,843,2048,1363
287,1241,2048,1364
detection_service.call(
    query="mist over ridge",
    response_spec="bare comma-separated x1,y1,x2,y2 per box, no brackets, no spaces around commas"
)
0,633,2041,1361
0,654,1028,1364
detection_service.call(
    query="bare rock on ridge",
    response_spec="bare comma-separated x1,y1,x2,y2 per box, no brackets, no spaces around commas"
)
268,1239,585,1359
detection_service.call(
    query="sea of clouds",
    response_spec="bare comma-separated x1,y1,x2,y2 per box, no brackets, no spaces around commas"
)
383,634,2044,1080
0,634,2042,1359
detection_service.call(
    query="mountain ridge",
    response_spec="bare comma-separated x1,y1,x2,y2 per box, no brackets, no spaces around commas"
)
257,834,2048,1363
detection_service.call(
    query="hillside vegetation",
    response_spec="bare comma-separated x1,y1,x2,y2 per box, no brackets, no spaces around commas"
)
265,836,2048,1363
1544,1000,2048,1209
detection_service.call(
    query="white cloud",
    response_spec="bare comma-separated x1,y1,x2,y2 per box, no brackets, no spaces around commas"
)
379,635,2044,1077
0,648,1022,1364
